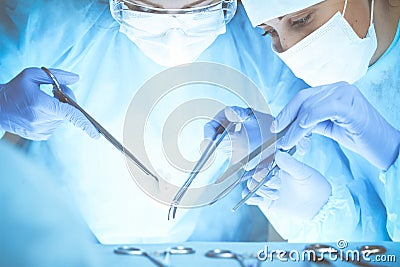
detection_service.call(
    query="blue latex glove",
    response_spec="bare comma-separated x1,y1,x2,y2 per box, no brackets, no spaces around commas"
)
204,106,324,217
204,106,311,174
204,106,276,171
242,166,281,202
0,68,100,140
273,82,400,170
244,150,331,220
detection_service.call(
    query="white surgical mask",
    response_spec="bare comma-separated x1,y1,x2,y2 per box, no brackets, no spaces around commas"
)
275,0,377,86
110,0,237,67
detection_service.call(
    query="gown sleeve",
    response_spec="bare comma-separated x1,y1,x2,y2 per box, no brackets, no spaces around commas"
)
379,150,400,241
259,135,389,242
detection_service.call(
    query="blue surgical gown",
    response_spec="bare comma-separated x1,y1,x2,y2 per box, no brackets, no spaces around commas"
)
353,20,400,241
0,0,390,243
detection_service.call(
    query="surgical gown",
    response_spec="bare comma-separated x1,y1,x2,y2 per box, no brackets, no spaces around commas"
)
353,20,400,241
0,0,390,243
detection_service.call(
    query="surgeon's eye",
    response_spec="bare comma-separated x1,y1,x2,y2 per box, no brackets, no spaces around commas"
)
260,25,278,37
290,14,312,27
262,28,277,37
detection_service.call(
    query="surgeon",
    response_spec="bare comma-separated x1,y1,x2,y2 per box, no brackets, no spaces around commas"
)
207,0,399,241
250,0,400,241
1,0,298,243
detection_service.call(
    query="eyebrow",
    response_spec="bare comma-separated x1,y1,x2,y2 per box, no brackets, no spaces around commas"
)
130,0,214,9
280,7,314,20
182,0,215,9
129,0,162,8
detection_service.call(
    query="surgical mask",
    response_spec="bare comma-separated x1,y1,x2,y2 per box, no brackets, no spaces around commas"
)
110,0,237,66
275,0,377,86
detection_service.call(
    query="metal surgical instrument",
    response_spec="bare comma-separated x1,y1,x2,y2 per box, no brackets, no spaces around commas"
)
114,246,195,267
232,146,296,212
155,246,196,265
305,243,387,267
41,67,159,182
114,247,168,267
168,108,254,220
153,246,196,257
205,249,248,267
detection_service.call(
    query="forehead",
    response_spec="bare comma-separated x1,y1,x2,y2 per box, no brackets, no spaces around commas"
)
132,0,219,9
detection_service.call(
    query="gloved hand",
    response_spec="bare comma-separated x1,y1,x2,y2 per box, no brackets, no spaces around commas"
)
0,68,100,140
204,106,276,171
272,82,400,170
244,150,332,220
204,106,311,172
241,165,281,204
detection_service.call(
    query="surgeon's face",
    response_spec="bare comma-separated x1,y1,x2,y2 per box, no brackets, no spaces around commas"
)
259,0,371,52
132,0,219,9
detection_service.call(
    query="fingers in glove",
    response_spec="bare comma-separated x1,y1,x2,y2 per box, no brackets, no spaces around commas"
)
271,87,317,133
264,175,281,189
204,119,223,141
58,85,77,102
295,132,312,156
240,168,257,182
49,98,100,139
276,82,357,150
242,187,265,206
257,187,280,200
297,82,356,130
276,117,312,151
19,67,79,86
7,122,58,141
247,176,280,199
274,150,318,181
224,106,253,123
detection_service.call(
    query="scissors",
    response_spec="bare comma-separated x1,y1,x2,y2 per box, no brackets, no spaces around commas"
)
205,249,247,267
358,245,387,255
114,247,167,267
41,67,159,182
205,249,262,267
168,108,254,220
154,246,196,265
305,243,387,267
114,246,195,267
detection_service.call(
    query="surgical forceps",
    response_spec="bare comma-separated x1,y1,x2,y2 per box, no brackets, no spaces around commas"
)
168,108,254,220
114,246,195,267
41,67,158,182
232,146,296,211
305,243,387,267
206,126,293,211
